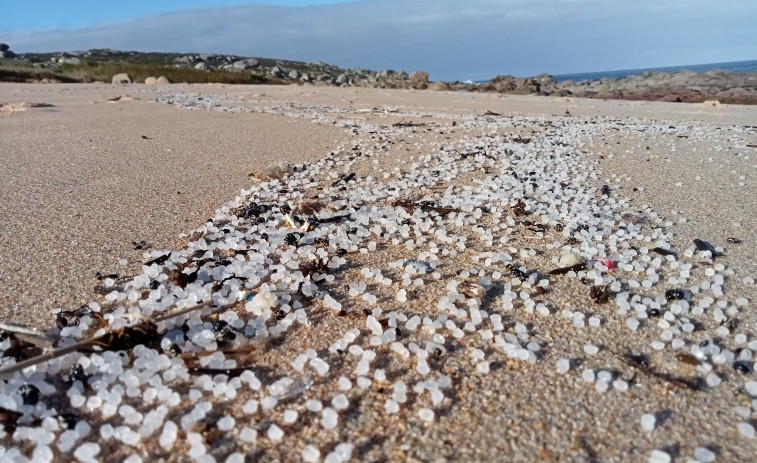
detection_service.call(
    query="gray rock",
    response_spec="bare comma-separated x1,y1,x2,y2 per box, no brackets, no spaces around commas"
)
111,73,133,84
59,57,81,65
335,74,348,85
194,62,209,71
156,76,171,85
270,65,285,78
231,58,259,70
288,69,301,80
300,74,311,83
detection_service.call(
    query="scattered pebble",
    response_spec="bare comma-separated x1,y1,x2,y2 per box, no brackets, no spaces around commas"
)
640,413,656,432
649,449,671,463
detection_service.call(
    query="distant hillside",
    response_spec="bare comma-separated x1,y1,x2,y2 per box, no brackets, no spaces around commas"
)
0,46,433,89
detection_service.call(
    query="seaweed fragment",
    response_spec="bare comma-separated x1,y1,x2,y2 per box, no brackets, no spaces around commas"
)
391,120,427,128
393,200,461,215
548,263,586,275
0,406,22,432
693,239,724,257
144,253,170,266
616,350,706,391
665,288,688,300
331,173,356,187
676,353,701,366
651,247,677,258
589,285,611,304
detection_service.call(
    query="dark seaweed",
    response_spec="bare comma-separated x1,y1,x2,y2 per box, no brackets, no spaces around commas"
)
548,262,587,275
651,247,677,258
693,239,723,257
665,289,687,300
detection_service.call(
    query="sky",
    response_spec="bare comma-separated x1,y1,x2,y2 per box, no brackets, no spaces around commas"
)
2,0,755,82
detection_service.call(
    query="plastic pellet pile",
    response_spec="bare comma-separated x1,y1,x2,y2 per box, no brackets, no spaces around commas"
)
1,90,755,462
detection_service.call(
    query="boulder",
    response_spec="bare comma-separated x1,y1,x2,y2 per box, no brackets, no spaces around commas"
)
375,69,411,89
407,70,429,90
288,69,301,80
144,77,158,85
270,65,285,78
534,73,557,93
156,76,171,85
112,73,133,84
194,62,208,71
300,73,311,83
0,43,16,59
231,58,259,70
335,74,348,85
59,57,81,65
427,81,451,91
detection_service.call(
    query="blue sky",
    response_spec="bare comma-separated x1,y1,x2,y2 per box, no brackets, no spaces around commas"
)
2,0,755,81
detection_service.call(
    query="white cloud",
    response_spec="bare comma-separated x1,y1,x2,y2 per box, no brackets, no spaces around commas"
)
3,0,755,81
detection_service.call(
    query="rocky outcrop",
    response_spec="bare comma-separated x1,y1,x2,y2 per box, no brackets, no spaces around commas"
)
112,73,133,84
0,43,16,58
374,69,409,88
406,70,429,90
551,69,757,104
478,75,541,94
470,68,757,104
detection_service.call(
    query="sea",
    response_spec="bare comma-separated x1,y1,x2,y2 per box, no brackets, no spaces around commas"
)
551,59,757,83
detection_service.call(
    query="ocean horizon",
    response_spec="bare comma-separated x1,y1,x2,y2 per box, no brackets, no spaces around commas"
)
472,59,757,84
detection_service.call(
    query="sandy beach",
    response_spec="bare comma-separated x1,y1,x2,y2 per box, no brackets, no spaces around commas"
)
1,83,756,462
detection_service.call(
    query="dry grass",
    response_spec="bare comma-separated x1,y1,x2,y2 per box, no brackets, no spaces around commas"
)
0,59,290,85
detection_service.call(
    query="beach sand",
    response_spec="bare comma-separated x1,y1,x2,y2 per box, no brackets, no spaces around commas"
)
1,83,756,462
